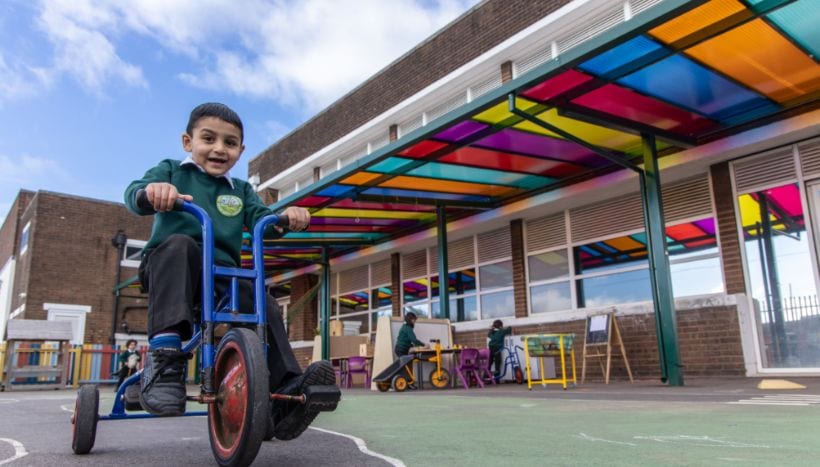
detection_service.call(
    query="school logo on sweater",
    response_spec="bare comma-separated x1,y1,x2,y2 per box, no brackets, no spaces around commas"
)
216,195,243,217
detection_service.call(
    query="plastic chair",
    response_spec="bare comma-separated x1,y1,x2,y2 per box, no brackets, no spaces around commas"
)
477,348,497,385
455,348,483,389
332,359,346,386
345,356,371,388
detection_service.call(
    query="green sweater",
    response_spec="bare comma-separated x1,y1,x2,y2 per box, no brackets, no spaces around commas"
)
487,326,512,350
124,159,278,266
395,324,424,355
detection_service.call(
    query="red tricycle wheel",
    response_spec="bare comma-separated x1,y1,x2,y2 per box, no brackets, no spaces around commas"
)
207,328,269,467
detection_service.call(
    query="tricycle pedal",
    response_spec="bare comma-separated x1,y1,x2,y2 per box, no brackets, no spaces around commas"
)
303,385,341,412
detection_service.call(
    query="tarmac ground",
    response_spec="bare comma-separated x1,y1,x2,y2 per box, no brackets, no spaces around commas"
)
1,376,818,466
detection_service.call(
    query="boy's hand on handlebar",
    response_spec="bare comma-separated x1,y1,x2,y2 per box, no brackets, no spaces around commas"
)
281,206,310,231
145,182,193,212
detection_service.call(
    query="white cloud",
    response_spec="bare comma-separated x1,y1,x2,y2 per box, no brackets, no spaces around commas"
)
37,0,146,94
0,53,52,103
0,153,72,219
3,0,478,109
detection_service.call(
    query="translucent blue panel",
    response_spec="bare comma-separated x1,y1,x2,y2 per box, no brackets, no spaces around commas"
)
578,35,666,78
407,162,554,189
766,0,820,57
362,187,493,203
316,185,356,197
618,54,779,124
368,157,417,174
285,232,384,240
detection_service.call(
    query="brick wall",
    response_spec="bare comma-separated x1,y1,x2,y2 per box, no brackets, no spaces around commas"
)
711,163,746,295
0,190,35,265
287,274,319,341
248,0,572,182
18,192,152,343
453,305,745,380
510,219,528,319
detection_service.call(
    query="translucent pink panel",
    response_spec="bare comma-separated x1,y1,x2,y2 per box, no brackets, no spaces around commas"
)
571,84,719,136
521,69,595,101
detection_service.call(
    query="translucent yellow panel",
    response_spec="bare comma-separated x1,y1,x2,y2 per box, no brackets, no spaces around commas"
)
649,0,749,46
686,19,820,103
380,176,518,197
341,172,383,185
311,207,431,220
605,236,645,252
515,109,644,154
472,98,540,125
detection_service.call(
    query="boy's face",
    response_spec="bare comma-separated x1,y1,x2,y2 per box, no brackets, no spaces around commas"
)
182,116,244,177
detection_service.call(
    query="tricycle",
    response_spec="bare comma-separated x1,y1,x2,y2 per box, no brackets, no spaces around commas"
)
70,191,340,466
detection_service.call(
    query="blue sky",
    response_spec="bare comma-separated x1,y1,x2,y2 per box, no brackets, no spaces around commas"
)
0,0,479,219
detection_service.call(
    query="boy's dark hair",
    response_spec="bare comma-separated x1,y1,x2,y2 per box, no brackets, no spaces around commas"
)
404,312,417,324
186,102,244,142
126,339,138,347
492,319,503,329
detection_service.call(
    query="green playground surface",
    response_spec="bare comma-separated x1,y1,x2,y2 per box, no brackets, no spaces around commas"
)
315,381,820,466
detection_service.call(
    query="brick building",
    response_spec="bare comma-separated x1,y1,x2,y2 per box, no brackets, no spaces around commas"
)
0,190,152,345
249,0,820,380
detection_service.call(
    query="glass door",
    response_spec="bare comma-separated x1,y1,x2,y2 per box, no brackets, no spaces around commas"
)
739,182,820,368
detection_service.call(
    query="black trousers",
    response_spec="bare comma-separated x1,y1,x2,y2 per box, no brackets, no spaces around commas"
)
139,234,302,390
490,347,503,375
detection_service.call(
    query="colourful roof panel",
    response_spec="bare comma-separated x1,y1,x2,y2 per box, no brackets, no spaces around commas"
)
259,0,819,273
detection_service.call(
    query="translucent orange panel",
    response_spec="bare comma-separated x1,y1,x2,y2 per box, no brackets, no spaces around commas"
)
649,0,750,46
341,172,383,185
604,236,644,252
379,176,518,197
685,19,820,103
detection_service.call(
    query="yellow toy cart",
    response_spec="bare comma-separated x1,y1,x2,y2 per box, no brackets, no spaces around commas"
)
523,333,577,390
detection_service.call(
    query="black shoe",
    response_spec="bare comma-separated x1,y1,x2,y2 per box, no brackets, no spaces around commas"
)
139,348,190,416
271,361,337,440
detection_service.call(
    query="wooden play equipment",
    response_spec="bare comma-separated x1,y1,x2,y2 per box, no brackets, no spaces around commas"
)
2,319,73,391
581,311,633,384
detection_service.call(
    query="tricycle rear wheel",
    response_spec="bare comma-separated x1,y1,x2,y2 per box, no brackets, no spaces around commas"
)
208,328,269,467
391,375,408,392
376,381,391,392
71,385,99,455
429,369,450,389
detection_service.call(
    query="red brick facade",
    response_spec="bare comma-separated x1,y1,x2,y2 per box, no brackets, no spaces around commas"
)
3,191,152,344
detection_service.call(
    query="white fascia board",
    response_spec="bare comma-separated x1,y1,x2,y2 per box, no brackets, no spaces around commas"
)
257,0,620,191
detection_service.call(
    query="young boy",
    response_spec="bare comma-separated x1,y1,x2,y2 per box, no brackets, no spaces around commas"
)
487,319,511,380
116,339,141,390
124,102,335,441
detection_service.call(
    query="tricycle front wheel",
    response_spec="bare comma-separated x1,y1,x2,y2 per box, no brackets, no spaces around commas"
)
71,385,99,455
429,369,450,389
208,328,269,467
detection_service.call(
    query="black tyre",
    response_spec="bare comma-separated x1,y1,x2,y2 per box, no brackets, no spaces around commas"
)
262,411,275,441
208,328,269,467
71,385,99,455
391,375,408,392
429,369,450,389
376,381,391,392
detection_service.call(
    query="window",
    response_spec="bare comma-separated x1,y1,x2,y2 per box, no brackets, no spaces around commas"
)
121,239,147,268
528,249,572,314
431,268,477,321
19,221,30,255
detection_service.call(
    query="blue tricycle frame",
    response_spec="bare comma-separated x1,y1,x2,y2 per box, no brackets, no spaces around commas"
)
70,192,340,467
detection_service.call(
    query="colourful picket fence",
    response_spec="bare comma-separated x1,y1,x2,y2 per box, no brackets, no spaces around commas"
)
1,342,201,389
0,341,67,389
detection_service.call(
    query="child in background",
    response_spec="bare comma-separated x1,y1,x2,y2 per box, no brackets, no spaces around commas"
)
487,319,511,381
116,339,141,389
394,312,424,357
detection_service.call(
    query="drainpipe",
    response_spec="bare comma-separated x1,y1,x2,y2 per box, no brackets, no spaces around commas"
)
111,230,128,345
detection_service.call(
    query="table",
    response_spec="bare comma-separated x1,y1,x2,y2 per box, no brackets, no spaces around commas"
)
522,333,577,390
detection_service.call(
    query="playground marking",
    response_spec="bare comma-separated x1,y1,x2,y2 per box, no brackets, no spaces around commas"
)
577,432,637,446
0,438,28,465
729,394,820,406
60,404,74,413
310,427,406,467
633,435,770,449
757,379,805,390
0,400,18,405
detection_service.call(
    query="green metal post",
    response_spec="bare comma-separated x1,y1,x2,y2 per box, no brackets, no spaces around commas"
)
640,133,683,386
320,247,331,360
437,205,450,320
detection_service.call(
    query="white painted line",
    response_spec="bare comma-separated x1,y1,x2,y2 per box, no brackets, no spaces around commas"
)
633,435,770,449
310,427,406,467
60,404,75,413
577,432,637,446
0,400,18,405
729,401,810,406
0,438,28,465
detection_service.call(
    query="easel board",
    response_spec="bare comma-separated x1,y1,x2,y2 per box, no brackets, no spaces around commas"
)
581,311,633,384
